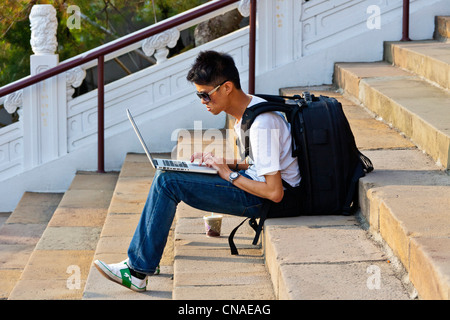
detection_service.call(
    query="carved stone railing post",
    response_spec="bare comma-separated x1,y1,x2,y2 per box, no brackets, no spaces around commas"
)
142,28,180,63
22,4,67,169
30,5,58,55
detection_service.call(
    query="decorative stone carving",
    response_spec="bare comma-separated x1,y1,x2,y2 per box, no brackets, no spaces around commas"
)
4,90,23,114
238,0,251,17
29,5,58,55
66,67,86,100
142,28,180,63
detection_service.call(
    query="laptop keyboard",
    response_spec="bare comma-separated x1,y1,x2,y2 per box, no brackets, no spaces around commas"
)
162,160,188,168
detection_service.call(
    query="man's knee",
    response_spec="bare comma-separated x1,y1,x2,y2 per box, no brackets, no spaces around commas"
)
154,170,177,185
152,170,181,200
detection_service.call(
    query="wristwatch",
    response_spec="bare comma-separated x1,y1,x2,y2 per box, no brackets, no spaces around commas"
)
229,171,241,184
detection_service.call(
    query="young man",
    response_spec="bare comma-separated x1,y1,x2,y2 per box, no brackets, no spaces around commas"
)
94,50,301,292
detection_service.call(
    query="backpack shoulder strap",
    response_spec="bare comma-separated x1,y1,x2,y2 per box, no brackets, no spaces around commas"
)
240,101,302,158
241,101,292,131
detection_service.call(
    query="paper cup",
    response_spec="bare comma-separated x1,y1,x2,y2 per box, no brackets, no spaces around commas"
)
203,214,223,237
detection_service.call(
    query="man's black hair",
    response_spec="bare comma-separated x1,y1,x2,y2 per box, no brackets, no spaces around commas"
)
186,50,241,90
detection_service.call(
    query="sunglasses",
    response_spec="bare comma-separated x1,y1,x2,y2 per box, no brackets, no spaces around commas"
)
196,80,228,102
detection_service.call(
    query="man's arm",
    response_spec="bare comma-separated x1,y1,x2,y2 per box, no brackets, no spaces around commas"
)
191,152,283,203
231,170,284,203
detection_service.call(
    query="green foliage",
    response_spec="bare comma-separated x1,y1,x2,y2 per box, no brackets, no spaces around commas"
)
0,0,208,87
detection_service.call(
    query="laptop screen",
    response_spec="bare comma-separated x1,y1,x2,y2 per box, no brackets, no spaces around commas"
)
126,109,156,169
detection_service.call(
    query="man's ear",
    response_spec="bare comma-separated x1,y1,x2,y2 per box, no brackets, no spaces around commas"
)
223,80,234,95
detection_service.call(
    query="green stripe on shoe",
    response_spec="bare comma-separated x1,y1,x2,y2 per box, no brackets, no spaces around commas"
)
120,268,132,288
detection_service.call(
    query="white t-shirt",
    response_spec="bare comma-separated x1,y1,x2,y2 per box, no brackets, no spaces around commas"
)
234,95,301,187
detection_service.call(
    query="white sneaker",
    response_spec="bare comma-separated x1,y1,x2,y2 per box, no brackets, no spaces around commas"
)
94,259,148,292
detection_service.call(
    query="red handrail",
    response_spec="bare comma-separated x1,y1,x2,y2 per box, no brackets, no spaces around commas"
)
97,55,105,173
0,0,256,173
401,0,411,41
248,0,256,95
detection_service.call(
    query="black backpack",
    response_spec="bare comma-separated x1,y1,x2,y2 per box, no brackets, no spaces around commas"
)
228,92,373,255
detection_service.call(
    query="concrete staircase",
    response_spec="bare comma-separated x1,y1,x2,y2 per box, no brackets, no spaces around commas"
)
1,90,416,300
0,93,420,300
1,16,449,301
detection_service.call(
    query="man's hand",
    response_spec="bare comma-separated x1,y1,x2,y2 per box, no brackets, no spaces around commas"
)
191,152,283,202
190,152,232,181
190,152,213,165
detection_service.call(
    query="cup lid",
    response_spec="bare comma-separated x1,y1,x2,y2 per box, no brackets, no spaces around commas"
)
203,214,223,219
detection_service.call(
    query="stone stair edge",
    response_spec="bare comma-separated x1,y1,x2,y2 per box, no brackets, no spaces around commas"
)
331,42,450,299
383,40,450,91
334,60,450,170
358,147,450,300
363,183,450,300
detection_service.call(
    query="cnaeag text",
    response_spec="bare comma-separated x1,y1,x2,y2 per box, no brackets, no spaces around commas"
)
178,303,271,317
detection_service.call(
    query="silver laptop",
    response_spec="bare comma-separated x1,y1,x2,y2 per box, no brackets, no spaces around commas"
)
127,109,217,174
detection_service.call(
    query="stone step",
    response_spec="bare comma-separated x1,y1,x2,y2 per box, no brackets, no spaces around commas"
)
278,87,450,299
82,153,173,300
0,192,63,299
174,128,275,299
264,215,411,299
173,203,275,300
93,153,275,300
269,87,418,299
359,148,450,300
334,61,450,169
435,16,450,42
384,40,450,90
7,172,118,300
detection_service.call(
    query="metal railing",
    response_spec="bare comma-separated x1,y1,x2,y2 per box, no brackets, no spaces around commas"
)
0,0,256,173
401,0,411,41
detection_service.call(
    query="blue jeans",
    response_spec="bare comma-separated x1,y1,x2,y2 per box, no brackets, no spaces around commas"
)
127,169,264,274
